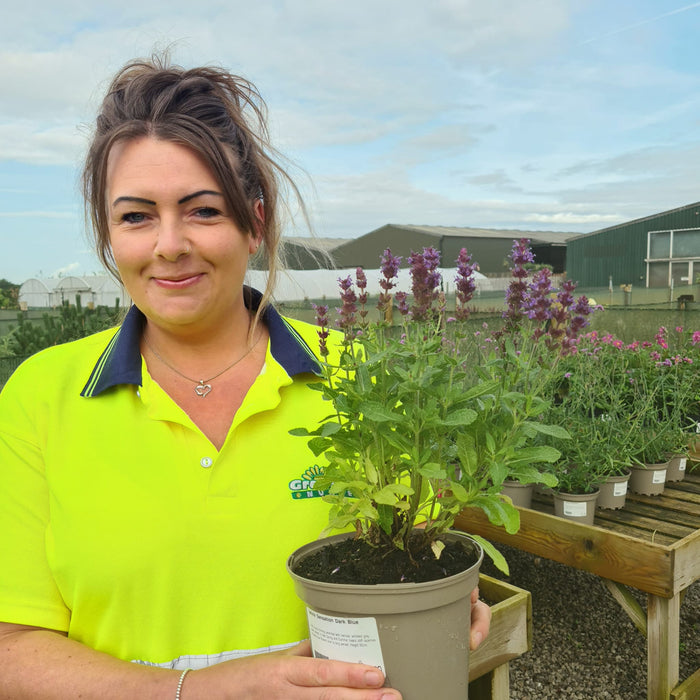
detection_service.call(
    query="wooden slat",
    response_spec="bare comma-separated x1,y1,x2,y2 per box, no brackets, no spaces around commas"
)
673,474,700,495
595,508,695,539
602,579,647,635
629,485,700,506
468,574,531,682
591,516,677,545
670,667,700,700
671,535,700,592
455,506,676,597
626,494,700,517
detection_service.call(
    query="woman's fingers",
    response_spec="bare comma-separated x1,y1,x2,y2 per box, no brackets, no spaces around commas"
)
470,587,492,650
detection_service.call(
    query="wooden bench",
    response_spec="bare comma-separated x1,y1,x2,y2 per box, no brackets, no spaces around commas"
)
468,574,532,700
455,471,700,700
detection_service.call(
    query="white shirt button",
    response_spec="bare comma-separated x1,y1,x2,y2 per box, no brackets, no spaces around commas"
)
200,457,213,468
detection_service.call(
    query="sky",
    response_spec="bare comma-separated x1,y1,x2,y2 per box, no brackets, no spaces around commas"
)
1,0,700,282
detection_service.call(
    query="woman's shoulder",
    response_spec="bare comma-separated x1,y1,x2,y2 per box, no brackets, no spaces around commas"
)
2,326,121,395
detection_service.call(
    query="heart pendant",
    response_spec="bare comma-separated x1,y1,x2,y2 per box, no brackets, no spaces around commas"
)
195,382,212,398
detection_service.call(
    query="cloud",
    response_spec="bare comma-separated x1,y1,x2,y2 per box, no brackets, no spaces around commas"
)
522,212,621,225
0,1,581,166
559,142,700,179
466,170,519,189
0,123,85,166
50,262,81,277
2,0,700,281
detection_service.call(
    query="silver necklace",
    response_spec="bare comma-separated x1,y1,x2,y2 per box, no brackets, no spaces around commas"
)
143,320,262,398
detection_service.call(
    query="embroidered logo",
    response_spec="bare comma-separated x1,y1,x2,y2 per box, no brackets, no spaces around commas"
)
289,465,328,499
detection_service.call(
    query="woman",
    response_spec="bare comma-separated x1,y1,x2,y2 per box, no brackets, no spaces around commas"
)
0,57,490,699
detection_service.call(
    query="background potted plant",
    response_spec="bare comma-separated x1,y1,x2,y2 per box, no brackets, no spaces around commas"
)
543,332,638,512
649,326,700,482
479,243,599,511
287,243,566,699
621,330,697,494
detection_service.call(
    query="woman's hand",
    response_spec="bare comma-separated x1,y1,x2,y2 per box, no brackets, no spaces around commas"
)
470,586,492,650
0,623,401,700
182,643,401,699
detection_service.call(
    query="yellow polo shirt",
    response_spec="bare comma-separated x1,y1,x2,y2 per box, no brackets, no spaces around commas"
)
0,290,335,669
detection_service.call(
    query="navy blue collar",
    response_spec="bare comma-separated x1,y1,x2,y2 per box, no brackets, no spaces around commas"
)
81,287,322,397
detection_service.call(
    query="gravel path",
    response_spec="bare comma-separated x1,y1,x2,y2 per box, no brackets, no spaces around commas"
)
480,545,700,700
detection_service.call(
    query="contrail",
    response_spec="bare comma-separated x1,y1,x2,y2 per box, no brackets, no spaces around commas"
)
580,2,700,45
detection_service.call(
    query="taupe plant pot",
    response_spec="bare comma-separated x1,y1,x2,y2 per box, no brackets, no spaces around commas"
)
287,531,483,700
629,462,668,495
552,489,599,525
597,472,630,510
666,454,687,482
501,480,535,508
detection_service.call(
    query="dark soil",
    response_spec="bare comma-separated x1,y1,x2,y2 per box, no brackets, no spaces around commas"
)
292,531,480,585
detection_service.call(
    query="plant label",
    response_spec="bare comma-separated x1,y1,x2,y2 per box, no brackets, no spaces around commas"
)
563,501,588,517
652,470,666,484
679,458,687,471
306,608,385,674
613,481,628,497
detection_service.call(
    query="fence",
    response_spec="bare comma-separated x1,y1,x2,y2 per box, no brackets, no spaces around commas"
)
4,283,700,389
0,356,28,389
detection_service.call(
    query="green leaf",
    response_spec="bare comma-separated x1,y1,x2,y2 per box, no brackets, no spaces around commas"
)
418,463,447,479
321,422,341,437
442,408,478,426
524,422,571,440
471,495,521,534
485,432,496,455
469,535,510,575
508,445,562,465
447,481,469,501
374,484,414,504
365,460,379,485
503,464,558,486
377,503,394,535
307,436,331,457
359,401,401,422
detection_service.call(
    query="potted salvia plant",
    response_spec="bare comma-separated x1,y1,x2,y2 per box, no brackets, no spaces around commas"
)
485,244,596,508
544,333,637,514
287,245,565,700
623,333,691,495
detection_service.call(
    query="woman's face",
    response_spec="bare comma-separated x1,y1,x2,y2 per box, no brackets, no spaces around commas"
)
106,136,258,336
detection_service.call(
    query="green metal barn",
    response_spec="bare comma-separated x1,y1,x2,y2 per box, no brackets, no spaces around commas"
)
567,201,700,289
329,224,572,274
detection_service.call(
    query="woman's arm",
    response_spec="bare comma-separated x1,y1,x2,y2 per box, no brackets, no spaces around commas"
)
0,622,400,700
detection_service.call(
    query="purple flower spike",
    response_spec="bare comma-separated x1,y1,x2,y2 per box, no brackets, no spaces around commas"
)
524,268,552,319
567,295,593,337
378,248,401,315
355,267,369,326
336,275,357,340
409,247,442,322
395,291,410,316
523,267,553,338
455,248,477,321
502,238,534,334
312,303,330,358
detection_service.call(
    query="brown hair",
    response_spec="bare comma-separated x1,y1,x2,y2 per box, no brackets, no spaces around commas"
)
83,54,304,320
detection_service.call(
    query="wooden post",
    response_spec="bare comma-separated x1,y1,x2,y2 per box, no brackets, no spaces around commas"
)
647,592,680,700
